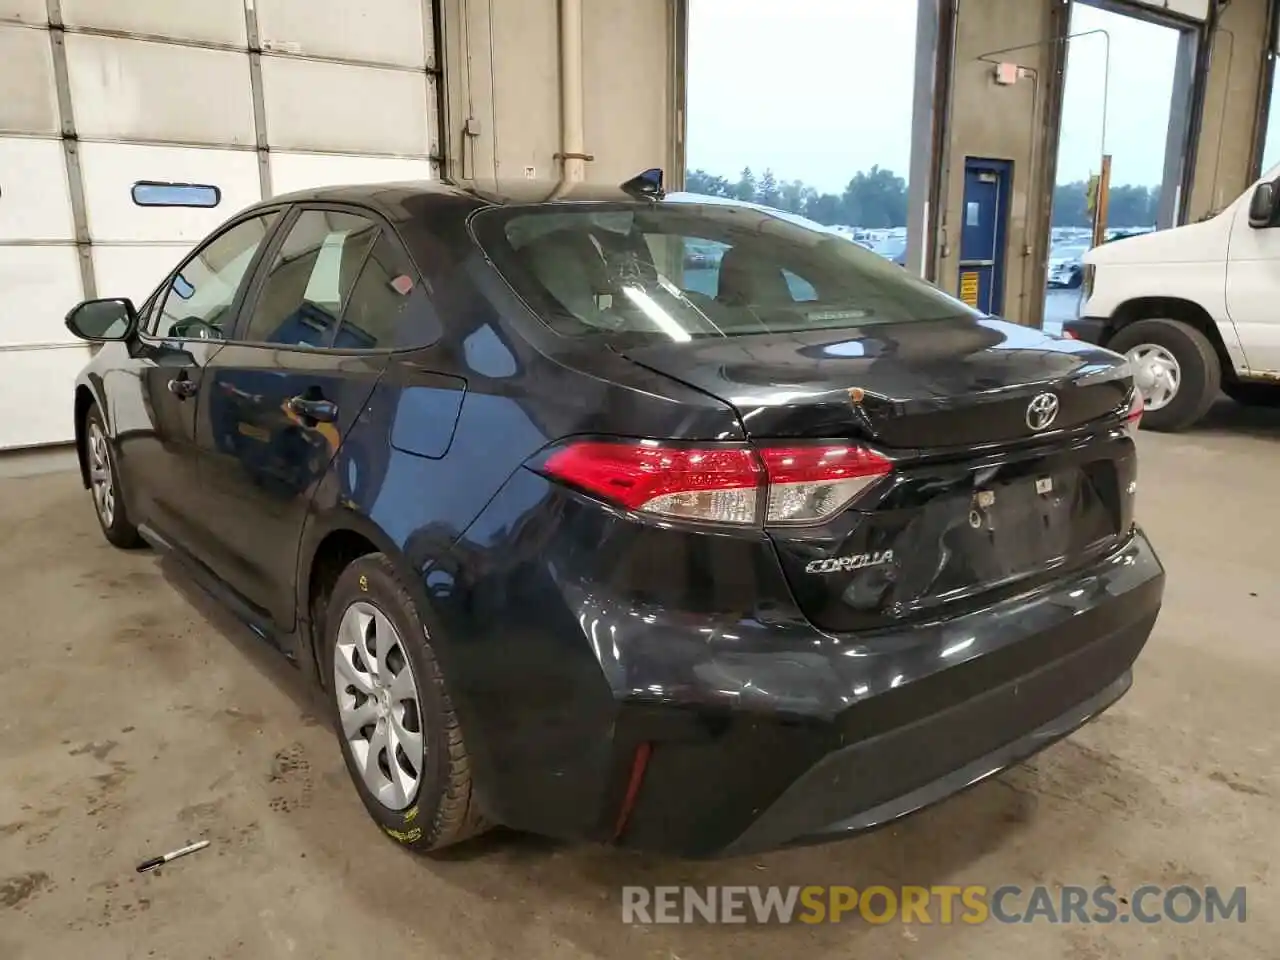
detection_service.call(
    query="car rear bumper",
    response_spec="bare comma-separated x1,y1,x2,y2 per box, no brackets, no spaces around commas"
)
434,473,1164,858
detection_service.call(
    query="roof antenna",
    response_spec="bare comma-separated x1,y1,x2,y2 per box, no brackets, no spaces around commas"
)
620,168,664,201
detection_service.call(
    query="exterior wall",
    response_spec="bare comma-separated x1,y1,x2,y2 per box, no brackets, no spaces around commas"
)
1186,0,1272,219
0,0,438,450
935,0,1064,326
435,0,677,188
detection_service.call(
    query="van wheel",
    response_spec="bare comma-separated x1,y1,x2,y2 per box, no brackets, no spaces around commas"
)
1109,319,1220,432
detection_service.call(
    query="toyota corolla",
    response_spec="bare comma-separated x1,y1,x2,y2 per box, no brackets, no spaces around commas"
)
65,173,1163,858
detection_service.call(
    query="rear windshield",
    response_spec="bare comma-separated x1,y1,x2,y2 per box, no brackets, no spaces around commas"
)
470,202,981,342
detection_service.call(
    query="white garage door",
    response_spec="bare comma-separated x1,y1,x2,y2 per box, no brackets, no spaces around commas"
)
0,0,438,450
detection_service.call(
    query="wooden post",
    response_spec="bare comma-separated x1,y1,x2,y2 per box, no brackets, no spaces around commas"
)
1091,154,1112,248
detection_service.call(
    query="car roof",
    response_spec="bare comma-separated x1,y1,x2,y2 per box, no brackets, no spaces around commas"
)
262,178,641,212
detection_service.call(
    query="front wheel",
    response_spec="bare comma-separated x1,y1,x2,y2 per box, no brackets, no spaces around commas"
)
323,553,487,853
84,404,143,548
1109,318,1221,432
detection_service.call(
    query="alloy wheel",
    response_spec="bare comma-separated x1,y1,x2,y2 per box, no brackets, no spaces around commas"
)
333,601,424,811
88,421,115,528
1126,343,1181,412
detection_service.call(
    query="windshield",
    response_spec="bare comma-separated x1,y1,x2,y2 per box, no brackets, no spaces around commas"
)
471,203,979,342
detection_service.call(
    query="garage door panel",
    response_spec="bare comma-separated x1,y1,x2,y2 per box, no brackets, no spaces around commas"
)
261,57,432,156
79,142,259,243
256,0,425,67
60,0,247,45
92,244,192,307
268,152,433,195
0,137,74,240
0,345,92,448
66,34,254,145
0,24,59,134
0,246,83,346
0,0,44,24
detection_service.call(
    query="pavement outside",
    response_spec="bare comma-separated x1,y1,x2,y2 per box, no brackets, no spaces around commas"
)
0,398,1275,960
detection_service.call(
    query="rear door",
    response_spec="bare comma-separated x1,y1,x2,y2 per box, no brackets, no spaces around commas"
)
195,204,414,629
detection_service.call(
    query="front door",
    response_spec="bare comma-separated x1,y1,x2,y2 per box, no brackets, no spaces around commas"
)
958,158,1011,315
1224,175,1280,376
196,206,410,631
113,211,282,555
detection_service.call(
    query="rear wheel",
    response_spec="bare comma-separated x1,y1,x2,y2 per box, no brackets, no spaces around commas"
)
323,553,487,852
1109,318,1220,432
84,404,143,549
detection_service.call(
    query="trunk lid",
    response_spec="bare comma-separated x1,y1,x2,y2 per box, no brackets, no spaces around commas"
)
617,317,1130,448
618,317,1138,632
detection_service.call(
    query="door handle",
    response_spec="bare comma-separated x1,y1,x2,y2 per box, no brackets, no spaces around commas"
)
287,395,338,423
167,377,198,399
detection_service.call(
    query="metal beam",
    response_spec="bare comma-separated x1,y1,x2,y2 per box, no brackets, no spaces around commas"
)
1160,26,1198,226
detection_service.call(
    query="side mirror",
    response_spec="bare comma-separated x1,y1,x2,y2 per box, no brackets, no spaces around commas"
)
64,298,137,342
1248,181,1277,228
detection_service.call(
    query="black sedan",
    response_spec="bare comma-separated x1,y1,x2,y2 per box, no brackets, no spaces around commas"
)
65,173,1164,857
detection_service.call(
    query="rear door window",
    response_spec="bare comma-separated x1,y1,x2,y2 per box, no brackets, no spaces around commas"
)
333,232,439,350
239,209,379,347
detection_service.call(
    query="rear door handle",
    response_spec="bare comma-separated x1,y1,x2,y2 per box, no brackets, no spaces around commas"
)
287,395,339,423
167,377,198,399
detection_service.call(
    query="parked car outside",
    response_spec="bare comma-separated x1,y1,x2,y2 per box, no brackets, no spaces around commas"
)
873,235,908,266
66,178,1163,858
1048,244,1087,289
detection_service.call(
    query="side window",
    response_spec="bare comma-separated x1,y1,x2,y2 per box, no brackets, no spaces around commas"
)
153,213,278,339
241,209,378,347
335,232,437,350
783,269,818,302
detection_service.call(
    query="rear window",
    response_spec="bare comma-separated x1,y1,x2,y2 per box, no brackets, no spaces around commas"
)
471,202,980,342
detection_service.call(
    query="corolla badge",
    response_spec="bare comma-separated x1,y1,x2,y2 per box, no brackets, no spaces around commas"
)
805,550,894,574
1025,392,1060,431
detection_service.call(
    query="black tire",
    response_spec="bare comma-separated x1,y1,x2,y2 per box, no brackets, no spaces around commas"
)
1222,379,1280,407
83,403,144,549
1108,318,1221,432
1066,269,1083,290
322,553,487,853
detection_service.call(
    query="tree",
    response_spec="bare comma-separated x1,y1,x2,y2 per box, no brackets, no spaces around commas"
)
757,168,780,208
841,165,907,229
685,169,733,198
684,164,1160,232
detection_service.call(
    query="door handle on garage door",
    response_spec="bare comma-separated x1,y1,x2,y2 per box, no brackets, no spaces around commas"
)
287,395,338,423
167,377,198,399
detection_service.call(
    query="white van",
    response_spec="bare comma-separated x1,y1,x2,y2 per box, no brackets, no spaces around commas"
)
1066,165,1280,431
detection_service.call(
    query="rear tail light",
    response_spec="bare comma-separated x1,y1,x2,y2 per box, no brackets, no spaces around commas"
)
540,439,892,526
1124,387,1144,438
1060,328,1078,340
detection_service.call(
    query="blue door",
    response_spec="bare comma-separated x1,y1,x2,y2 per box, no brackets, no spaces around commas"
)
958,158,1011,315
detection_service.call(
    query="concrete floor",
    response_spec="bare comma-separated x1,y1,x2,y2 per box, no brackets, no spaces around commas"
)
1,400,1276,960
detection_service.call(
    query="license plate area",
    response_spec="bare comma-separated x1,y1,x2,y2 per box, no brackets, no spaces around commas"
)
883,460,1122,616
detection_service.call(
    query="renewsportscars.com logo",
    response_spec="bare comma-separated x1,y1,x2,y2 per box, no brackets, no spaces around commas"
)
621,884,1248,926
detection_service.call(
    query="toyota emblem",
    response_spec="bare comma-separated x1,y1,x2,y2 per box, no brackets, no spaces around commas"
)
1026,392,1060,431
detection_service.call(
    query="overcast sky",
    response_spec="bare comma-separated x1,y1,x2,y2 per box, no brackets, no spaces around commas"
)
685,0,1181,192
